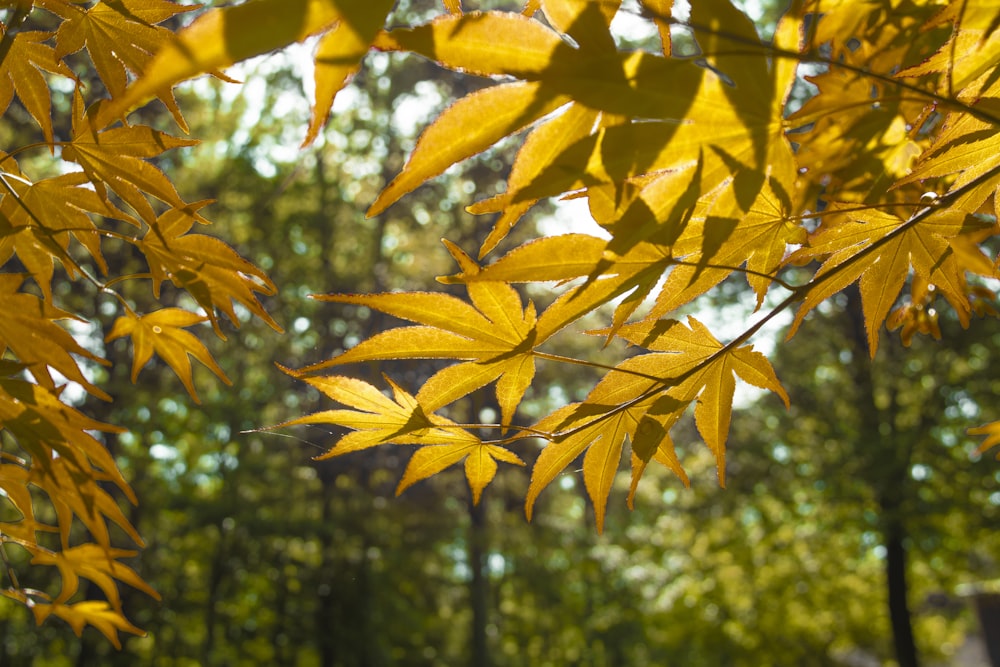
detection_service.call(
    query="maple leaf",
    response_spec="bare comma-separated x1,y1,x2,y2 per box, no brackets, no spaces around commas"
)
0,274,110,399
0,170,135,300
273,372,522,501
0,369,140,553
445,233,675,342
116,0,395,144
0,30,75,144
28,543,160,608
890,75,1000,213
54,0,195,128
303,241,538,427
305,0,396,146
31,600,145,649
105,308,231,404
397,441,524,505
367,81,570,217
525,316,787,531
61,90,199,224
525,394,688,533
467,103,601,256
368,7,712,217
139,204,281,336
970,419,1000,458
501,1,801,213
787,206,985,353
280,373,479,454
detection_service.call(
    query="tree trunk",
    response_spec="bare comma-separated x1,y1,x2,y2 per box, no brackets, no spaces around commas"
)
844,287,920,667
468,496,489,667
885,520,920,667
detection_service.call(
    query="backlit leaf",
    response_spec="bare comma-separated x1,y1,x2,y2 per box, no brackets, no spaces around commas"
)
105,308,231,404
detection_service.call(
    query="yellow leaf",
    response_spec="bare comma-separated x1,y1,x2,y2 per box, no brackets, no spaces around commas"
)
0,274,110,399
304,0,396,146
105,308,231,404
304,243,538,426
970,419,1000,458
368,81,567,217
397,442,524,504
115,0,357,117
0,31,74,144
787,206,974,354
273,372,480,458
0,171,135,299
32,600,144,650
54,0,195,128
30,543,160,608
140,205,281,336
61,90,198,223
374,11,570,79
471,103,600,256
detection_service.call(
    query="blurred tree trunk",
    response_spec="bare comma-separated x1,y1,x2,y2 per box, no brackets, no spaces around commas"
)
844,287,919,667
468,495,489,667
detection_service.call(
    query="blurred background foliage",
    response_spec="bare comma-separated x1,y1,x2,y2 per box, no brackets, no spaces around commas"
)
1,0,999,665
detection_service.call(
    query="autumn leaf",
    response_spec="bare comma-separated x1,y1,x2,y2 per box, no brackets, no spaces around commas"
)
524,316,786,531
32,600,146,649
787,206,979,353
117,0,396,142
397,441,524,505
367,81,569,217
525,394,688,533
0,30,75,144
277,373,480,456
468,103,601,256
61,90,199,224
28,543,160,608
970,419,1000,458
54,0,195,127
0,170,135,300
105,308,231,404
305,0,396,146
139,204,281,336
0,274,110,399
303,241,538,426
273,372,521,501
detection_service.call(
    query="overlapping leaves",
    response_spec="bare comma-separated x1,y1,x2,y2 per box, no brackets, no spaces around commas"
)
4,0,1000,647
0,0,284,645
274,0,999,531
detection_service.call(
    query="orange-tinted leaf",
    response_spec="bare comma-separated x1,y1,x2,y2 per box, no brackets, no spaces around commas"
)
30,544,160,608
140,206,281,335
0,274,109,399
105,309,231,404
970,420,1000,458
0,31,75,144
0,171,135,299
61,91,198,223
32,600,144,650
305,0,396,146
54,0,195,127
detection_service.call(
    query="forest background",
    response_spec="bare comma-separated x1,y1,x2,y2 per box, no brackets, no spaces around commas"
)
1,0,999,666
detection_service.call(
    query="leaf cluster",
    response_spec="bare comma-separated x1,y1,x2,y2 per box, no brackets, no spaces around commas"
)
257,0,1000,533
4,0,1000,646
